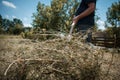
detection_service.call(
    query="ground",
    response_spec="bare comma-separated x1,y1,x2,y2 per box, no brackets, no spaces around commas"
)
0,35,120,80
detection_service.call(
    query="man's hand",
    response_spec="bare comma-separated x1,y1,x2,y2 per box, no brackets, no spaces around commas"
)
73,16,79,25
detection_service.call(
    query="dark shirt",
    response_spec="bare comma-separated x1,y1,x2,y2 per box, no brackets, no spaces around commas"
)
75,0,96,26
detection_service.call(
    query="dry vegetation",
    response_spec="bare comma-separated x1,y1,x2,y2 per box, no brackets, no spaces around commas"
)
0,34,120,80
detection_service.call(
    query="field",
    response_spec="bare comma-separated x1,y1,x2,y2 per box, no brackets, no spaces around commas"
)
0,35,120,80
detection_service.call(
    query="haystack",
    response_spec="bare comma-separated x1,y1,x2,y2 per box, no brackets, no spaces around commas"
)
0,34,119,80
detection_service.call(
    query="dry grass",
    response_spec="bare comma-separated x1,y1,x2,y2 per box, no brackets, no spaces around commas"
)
0,34,120,80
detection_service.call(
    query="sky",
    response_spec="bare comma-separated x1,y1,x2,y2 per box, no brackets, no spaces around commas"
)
0,0,119,30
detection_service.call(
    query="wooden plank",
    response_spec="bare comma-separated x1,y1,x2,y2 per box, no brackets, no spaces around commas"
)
91,37,119,48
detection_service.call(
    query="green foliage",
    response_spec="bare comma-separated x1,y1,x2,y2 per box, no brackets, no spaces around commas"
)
0,15,2,27
105,26,120,38
94,15,100,31
106,1,120,37
24,31,33,39
13,24,23,35
20,28,34,39
106,1,120,26
32,0,81,33
105,27,114,37
20,32,25,38
0,14,24,35
0,15,4,34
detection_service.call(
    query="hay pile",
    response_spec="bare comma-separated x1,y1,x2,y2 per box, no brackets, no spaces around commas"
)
0,35,120,80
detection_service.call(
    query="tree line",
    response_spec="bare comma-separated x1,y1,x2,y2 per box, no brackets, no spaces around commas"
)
0,15,24,35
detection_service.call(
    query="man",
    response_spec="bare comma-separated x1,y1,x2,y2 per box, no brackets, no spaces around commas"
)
73,0,96,42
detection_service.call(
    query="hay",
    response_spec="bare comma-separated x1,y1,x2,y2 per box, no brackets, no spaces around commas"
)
0,34,120,80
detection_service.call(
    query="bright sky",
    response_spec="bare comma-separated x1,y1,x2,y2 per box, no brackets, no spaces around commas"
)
0,0,118,30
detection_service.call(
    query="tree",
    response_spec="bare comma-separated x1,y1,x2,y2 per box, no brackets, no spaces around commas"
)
106,1,120,37
50,0,81,32
1,17,23,34
12,18,23,34
0,14,4,34
32,2,49,32
94,15,100,32
2,18,11,31
13,18,23,26
0,15,2,26
13,24,23,35
107,1,120,26
32,0,81,33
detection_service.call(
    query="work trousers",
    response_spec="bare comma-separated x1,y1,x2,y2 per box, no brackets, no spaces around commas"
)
76,25,93,42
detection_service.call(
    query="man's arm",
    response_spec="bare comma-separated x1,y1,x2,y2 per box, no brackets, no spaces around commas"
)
73,2,96,24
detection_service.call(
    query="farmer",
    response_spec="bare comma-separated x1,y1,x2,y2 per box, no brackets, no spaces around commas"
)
73,0,96,42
